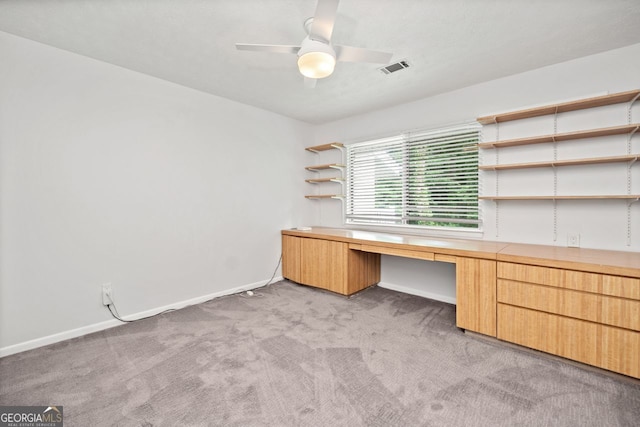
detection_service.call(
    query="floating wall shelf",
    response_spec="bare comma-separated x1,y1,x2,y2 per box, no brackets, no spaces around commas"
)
305,195,344,199
477,89,640,124
304,143,345,201
479,154,639,171
476,88,640,244
479,195,640,201
305,142,344,153
305,163,345,172
305,177,344,184
478,123,639,149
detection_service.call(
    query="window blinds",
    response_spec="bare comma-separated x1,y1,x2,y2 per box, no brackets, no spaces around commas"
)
346,123,481,229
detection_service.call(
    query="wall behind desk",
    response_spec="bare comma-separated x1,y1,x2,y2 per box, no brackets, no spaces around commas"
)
312,42,640,253
312,43,640,303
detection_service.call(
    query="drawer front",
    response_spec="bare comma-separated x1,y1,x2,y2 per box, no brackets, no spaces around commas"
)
498,280,640,331
498,304,640,378
359,244,435,261
498,262,601,293
602,275,640,300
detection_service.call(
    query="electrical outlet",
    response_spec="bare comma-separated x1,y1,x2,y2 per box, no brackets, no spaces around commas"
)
567,233,580,248
102,283,114,306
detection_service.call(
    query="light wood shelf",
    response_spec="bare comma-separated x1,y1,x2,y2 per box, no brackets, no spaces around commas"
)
479,123,640,149
477,89,640,124
304,141,345,201
480,154,639,171
479,195,640,201
305,142,344,153
305,177,344,183
305,163,345,172
305,194,343,199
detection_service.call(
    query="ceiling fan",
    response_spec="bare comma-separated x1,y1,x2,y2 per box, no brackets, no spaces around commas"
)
235,0,393,88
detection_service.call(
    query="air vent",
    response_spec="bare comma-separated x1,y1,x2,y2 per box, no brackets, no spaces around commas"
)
379,60,410,74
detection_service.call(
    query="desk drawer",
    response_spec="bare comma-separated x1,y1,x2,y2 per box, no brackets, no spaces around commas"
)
498,262,600,293
359,244,435,261
602,275,640,300
498,262,640,301
498,304,640,378
498,279,640,331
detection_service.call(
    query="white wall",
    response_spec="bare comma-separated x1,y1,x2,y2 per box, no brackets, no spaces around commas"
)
312,43,640,302
0,31,313,354
2,30,639,354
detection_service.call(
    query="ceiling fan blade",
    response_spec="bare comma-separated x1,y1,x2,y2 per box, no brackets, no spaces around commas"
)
310,0,340,43
334,45,393,64
304,77,318,88
235,43,301,54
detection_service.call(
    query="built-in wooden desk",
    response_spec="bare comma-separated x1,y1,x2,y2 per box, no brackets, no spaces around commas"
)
281,227,640,378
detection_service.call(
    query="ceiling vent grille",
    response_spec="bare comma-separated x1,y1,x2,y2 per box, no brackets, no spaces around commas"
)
379,60,410,74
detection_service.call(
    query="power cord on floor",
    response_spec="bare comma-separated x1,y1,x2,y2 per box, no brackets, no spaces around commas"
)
104,253,283,323
238,253,282,299
107,303,177,323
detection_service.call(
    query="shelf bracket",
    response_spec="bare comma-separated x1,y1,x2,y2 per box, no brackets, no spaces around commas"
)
331,143,345,153
493,198,500,238
553,199,558,242
552,109,558,243
627,197,639,246
629,93,640,125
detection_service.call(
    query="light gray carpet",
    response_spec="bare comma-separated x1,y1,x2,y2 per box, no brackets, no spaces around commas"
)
1,281,639,426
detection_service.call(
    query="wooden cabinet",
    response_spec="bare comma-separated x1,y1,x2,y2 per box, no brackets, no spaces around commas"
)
281,234,380,295
282,235,302,283
281,228,640,378
497,261,640,378
299,237,347,293
455,257,497,337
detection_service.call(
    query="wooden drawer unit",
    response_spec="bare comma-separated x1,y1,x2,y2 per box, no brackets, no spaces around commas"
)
498,304,640,378
497,280,640,330
498,261,640,378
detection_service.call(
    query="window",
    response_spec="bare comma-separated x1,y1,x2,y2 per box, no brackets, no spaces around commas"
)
346,122,481,230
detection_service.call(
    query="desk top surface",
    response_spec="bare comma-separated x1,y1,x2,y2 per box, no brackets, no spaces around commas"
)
282,227,640,277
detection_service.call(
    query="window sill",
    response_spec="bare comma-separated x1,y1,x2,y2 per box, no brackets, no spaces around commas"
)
343,222,484,240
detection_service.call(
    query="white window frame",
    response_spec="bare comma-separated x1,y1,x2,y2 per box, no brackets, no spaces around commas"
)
345,122,481,233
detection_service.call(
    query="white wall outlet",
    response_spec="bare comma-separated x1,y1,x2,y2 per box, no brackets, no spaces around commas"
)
567,233,580,248
102,283,114,306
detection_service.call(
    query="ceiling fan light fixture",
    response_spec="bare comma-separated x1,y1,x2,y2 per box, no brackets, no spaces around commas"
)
236,1,394,86
298,51,336,78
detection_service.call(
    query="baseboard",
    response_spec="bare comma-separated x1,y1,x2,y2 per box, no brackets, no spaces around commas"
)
0,277,282,358
377,281,457,305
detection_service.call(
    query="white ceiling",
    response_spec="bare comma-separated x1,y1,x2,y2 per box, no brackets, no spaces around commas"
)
1,0,640,124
